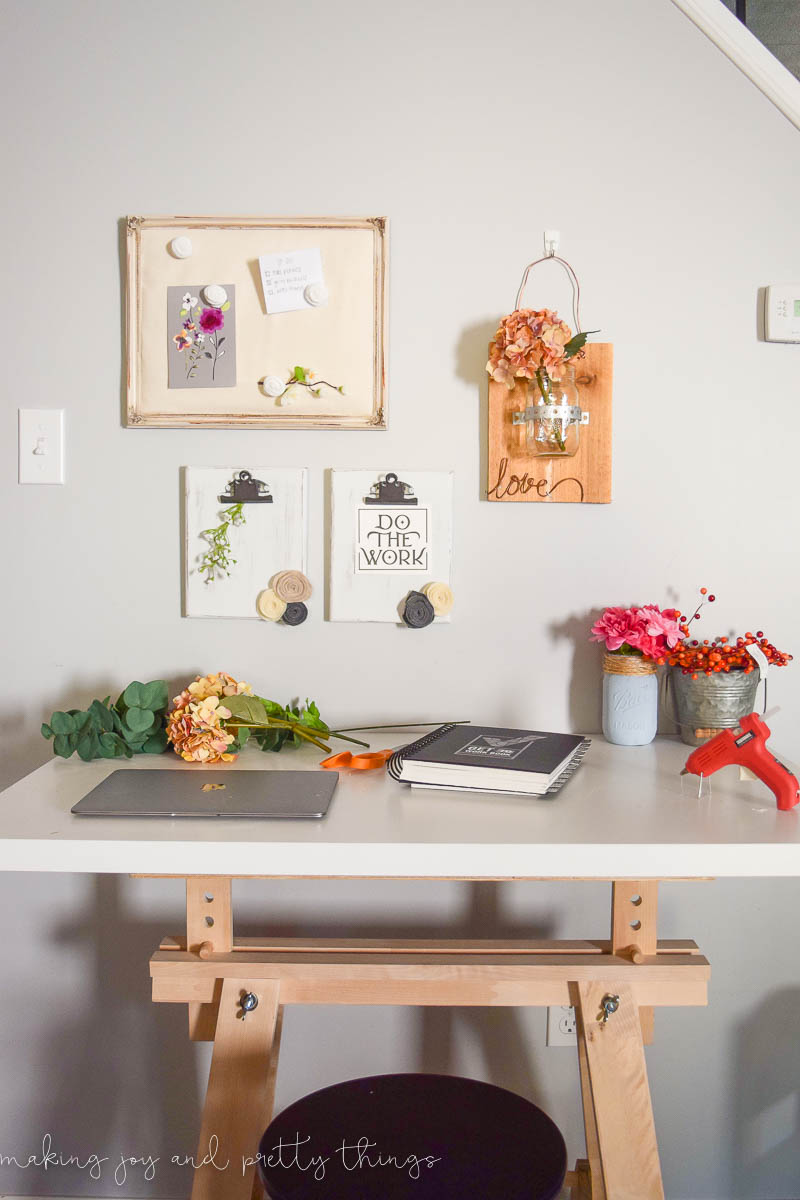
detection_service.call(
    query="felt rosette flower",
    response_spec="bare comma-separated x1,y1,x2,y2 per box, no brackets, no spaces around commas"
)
422,581,454,616
256,588,287,622
402,590,435,628
271,570,312,603
258,572,313,625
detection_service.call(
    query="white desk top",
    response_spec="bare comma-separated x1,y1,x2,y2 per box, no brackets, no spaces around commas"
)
1,734,798,878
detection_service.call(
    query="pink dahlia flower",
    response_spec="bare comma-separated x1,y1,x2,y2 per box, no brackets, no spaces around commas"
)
640,606,682,650
590,607,646,652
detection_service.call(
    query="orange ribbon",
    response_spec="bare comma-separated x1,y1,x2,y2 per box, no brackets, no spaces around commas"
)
320,749,393,771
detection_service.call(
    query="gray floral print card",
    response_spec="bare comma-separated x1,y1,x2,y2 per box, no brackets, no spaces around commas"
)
167,284,236,389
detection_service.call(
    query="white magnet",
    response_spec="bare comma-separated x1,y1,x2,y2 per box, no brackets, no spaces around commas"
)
261,375,286,398
170,236,193,259
304,282,328,307
203,284,227,308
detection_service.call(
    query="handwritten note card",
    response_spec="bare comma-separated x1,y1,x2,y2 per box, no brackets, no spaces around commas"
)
259,248,325,314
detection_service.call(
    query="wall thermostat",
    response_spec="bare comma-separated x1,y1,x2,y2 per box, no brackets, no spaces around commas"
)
764,284,800,343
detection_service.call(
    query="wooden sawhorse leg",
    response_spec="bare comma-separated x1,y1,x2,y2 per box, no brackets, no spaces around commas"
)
191,977,281,1200
182,878,284,1200
611,881,659,1044
573,982,663,1199
148,876,706,1200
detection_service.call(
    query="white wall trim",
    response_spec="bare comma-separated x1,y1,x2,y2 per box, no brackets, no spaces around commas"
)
671,0,800,132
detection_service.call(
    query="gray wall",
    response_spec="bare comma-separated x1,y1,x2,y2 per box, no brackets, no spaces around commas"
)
1,1,799,1196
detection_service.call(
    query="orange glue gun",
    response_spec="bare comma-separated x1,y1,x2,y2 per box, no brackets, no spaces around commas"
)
681,712,799,811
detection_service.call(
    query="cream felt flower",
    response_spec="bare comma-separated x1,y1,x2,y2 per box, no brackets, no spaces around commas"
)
256,588,287,622
422,581,454,616
271,570,312,603
262,375,286,398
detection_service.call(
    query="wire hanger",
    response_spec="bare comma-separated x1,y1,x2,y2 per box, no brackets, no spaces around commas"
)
514,231,582,333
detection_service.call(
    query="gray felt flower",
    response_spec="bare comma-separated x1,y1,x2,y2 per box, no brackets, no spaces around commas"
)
402,591,435,629
281,602,308,627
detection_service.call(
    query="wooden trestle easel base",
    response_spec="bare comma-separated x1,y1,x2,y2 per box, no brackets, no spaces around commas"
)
146,878,709,1200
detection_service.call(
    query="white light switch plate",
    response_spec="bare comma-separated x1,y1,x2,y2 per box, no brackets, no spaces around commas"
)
18,409,64,484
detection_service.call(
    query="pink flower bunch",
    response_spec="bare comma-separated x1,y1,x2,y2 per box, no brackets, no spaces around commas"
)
487,307,575,387
590,605,683,662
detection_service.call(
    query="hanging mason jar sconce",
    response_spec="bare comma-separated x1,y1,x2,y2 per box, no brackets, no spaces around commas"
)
509,236,589,459
485,231,613,505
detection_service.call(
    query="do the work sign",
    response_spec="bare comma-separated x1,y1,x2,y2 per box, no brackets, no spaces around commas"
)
355,507,430,574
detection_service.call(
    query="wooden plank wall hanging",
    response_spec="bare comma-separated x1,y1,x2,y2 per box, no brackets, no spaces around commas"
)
487,343,613,503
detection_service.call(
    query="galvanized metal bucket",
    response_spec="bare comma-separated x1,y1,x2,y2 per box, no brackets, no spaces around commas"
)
665,666,761,747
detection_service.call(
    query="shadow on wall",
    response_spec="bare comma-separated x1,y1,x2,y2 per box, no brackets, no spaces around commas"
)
239,881,558,1110
549,610,605,733
10,876,202,1199
4,879,561,1198
730,987,800,1198
454,318,498,502
4,672,125,792
414,883,552,1105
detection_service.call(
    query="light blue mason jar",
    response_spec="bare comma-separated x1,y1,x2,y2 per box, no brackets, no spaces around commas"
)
602,654,658,746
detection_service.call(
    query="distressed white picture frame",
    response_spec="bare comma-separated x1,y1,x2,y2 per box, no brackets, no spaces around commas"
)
126,215,388,429
184,467,308,619
329,469,454,623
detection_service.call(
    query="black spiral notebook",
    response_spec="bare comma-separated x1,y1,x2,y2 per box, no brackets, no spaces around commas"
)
387,725,590,797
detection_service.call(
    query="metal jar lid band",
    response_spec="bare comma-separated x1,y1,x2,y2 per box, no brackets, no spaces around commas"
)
512,405,583,425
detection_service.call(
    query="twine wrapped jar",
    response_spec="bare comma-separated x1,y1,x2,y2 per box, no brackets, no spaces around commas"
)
602,653,658,746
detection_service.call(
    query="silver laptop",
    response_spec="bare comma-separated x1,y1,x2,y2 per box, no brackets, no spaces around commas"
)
71,769,338,818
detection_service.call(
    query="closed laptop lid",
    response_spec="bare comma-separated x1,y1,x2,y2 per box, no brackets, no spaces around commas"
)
71,769,338,819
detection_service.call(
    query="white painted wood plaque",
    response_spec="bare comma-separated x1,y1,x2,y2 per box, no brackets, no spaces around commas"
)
329,470,454,623
184,467,308,619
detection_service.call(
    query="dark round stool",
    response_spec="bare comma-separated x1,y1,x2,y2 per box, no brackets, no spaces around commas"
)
258,1072,567,1199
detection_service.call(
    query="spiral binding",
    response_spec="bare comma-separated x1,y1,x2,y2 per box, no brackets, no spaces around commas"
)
387,724,457,782
542,738,591,796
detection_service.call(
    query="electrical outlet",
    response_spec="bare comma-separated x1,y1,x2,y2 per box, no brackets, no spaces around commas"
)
546,1005,577,1046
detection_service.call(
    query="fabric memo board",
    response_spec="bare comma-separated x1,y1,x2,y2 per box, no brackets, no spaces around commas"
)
125,215,387,429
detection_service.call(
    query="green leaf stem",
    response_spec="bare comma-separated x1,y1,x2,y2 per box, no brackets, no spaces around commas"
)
42,679,170,764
